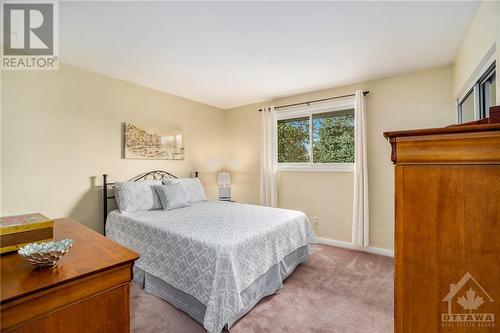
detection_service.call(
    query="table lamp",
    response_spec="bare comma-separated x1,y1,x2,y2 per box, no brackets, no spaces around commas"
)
218,171,231,201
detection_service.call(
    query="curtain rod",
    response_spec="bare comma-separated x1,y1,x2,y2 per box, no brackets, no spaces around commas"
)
259,90,370,111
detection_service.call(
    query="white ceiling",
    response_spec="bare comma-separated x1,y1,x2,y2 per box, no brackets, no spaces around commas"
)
60,1,479,109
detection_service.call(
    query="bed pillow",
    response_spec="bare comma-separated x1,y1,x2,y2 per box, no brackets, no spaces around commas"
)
114,180,162,213
154,183,190,210
164,178,207,203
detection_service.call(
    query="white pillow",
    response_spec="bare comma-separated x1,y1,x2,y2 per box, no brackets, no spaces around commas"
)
154,184,190,210
114,180,162,213
164,178,207,203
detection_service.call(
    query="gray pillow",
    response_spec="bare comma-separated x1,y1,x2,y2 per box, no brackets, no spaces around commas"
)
164,178,207,203
154,183,190,210
114,180,162,213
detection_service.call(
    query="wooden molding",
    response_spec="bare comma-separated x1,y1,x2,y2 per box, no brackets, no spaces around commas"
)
384,124,500,164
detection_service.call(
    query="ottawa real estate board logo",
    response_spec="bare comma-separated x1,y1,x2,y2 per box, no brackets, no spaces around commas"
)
2,1,58,70
442,272,495,328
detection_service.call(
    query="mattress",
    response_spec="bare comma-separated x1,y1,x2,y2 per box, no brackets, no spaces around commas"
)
106,201,316,333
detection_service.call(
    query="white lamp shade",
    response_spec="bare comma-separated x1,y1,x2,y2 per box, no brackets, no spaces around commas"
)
218,172,231,186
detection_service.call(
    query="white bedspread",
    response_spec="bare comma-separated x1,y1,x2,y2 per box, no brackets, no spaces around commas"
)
106,201,316,333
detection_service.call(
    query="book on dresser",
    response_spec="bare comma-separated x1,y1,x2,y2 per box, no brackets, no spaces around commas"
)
0,213,54,254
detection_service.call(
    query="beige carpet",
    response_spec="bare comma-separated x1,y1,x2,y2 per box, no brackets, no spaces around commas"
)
131,244,394,333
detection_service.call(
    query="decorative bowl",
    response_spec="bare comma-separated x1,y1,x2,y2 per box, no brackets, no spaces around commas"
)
18,239,73,268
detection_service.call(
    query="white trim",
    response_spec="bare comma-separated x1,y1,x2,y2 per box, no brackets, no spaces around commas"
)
309,113,314,163
317,237,394,257
456,44,496,103
276,108,311,120
277,163,354,172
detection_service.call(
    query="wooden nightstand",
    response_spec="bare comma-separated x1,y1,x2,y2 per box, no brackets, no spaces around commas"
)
0,218,139,332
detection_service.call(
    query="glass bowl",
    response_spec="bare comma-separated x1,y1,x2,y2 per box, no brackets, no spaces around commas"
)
18,239,73,268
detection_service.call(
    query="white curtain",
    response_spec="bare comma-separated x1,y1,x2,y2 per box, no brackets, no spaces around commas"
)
352,90,369,247
260,106,278,207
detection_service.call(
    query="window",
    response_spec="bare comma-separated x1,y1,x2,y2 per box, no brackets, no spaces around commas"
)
457,61,496,123
277,117,310,163
312,109,354,163
458,90,475,123
276,98,355,171
479,65,496,118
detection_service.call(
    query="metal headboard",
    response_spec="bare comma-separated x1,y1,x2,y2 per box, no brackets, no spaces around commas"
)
102,170,177,235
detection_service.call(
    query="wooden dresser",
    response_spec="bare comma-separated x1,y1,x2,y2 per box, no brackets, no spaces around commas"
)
385,124,500,333
1,218,139,332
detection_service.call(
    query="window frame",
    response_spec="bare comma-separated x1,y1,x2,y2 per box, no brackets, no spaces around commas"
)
479,63,496,118
457,87,478,124
275,96,355,172
456,46,496,124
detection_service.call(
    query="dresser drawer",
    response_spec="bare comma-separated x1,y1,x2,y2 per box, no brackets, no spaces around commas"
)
1,264,132,332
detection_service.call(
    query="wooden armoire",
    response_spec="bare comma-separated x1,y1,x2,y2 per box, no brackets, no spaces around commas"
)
384,119,500,332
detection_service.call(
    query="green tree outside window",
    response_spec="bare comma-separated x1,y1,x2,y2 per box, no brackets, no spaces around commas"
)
277,109,354,164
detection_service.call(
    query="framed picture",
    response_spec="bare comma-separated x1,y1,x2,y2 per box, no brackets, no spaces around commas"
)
124,123,184,160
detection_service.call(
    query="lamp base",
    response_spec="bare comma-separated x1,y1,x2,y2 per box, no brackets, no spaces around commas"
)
219,186,231,201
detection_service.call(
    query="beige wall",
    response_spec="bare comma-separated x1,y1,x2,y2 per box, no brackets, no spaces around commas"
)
278,172,354,243
453,1,498,98
498,1,500,102
1,64,226,233
0,70,2,215
226,66,455,250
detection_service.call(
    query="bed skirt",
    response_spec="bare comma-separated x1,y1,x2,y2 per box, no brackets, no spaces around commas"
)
133,244,311,330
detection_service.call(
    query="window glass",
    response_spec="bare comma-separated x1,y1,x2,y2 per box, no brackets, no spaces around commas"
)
312,109,355,163
277,116,310,163
487,74,496,110
460,91,475,123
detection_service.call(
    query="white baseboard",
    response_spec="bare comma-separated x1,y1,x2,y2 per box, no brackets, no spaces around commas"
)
316,237,394,257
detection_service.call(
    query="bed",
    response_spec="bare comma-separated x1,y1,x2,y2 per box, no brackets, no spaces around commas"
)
103,171,316,333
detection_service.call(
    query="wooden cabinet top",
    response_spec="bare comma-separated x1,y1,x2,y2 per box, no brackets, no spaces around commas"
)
383,123,500,164
0,218,139,304
383,123,500,139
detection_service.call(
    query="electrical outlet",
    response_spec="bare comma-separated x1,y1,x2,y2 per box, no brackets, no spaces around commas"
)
313,216,319,226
